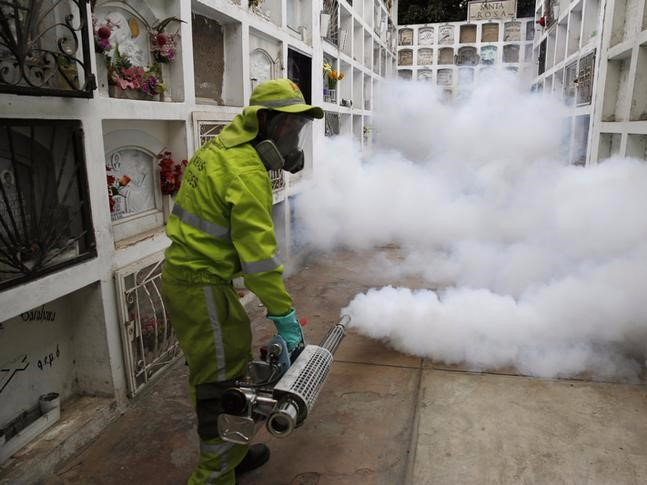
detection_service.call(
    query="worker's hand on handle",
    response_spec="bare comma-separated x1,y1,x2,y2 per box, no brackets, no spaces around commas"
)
267,308,304,353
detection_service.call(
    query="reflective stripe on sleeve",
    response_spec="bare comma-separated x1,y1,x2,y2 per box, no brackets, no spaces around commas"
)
241,256,281,274
172,203,230,240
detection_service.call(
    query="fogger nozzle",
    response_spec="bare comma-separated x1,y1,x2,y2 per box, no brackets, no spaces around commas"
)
266,400,299,437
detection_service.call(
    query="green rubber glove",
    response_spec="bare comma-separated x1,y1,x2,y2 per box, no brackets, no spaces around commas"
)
267,308,304,352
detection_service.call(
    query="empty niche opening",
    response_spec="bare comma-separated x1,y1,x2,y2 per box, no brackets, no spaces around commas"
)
602,53,632,121
459,24,476,43
629,44,647,120
481,23,499,42
526,21,535,41
598,133,622,161
191,12,226,104
626,134,647,160
572,115,590,166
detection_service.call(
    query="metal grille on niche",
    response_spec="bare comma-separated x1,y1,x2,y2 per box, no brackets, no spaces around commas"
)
0,0,95,98
564,61,578,104
0,119,96,290
576,52,595,106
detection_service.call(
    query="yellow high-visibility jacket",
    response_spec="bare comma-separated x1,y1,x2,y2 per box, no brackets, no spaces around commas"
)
163,108,292,315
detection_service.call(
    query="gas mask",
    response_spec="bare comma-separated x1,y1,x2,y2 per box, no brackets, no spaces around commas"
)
255,112,311,174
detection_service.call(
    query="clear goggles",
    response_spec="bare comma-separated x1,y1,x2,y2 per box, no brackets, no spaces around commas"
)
266,113,313,154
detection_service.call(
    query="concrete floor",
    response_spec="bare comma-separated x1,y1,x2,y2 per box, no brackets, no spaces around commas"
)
33,249,647,484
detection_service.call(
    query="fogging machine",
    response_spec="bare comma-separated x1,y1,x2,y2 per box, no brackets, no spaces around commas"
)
217,315,350,444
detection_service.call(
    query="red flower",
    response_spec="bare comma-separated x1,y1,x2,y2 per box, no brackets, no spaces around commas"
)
158,152,186,195
97,25,112,39
156,32,170,45
118,175,131,186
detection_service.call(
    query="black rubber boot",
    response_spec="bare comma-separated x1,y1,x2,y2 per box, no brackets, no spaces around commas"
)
235,443,270,478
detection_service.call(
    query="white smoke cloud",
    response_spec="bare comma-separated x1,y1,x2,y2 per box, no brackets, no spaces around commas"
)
295,72,647,381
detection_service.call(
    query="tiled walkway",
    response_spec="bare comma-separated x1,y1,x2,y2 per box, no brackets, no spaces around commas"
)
41,249,647,485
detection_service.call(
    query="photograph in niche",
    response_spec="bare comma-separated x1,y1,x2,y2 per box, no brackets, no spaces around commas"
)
106,148,156,221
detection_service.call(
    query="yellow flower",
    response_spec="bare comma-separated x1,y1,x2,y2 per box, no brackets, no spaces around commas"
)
323,63,332,72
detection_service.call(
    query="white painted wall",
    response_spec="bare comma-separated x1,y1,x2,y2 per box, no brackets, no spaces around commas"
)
0,0,398,446
0,284,112,425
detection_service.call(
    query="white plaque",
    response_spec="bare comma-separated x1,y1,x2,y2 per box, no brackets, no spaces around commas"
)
468,1,517,21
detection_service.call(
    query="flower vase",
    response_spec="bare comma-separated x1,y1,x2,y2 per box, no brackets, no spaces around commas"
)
96,58,109,95
328,88,337,103
160,63,172,102
323,86,329,101
39,392,60,414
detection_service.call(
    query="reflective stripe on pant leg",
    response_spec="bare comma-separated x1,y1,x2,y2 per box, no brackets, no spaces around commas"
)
188,439,247,485
203,287,227,382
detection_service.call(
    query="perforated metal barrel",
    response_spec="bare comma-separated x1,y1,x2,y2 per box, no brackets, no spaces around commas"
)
267,316,350,436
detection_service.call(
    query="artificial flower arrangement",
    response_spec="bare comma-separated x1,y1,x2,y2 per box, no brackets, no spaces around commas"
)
92,16,116,54
108,46,165,97
141,314,169,352
323,62,344,90
158,151,187,196
150,17,183,63
150,31,177,63
93,11,183,99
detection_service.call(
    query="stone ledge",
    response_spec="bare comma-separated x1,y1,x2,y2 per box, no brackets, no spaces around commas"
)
0,396,118,485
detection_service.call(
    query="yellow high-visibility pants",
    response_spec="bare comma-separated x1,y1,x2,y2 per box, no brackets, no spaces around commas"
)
162,271,253,485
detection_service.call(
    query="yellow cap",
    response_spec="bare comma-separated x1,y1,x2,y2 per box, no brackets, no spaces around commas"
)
250,79,324,119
